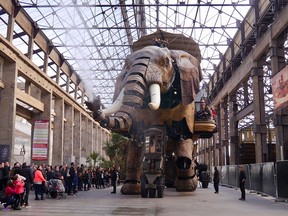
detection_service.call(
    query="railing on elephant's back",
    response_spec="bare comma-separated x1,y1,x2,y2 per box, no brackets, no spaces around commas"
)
132,29,201,63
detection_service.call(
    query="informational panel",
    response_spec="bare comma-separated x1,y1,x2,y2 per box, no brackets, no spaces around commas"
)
32,120,49,161
0,144,10,162
272,65,288,111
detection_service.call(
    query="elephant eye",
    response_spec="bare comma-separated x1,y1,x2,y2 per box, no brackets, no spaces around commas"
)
163,57,170,67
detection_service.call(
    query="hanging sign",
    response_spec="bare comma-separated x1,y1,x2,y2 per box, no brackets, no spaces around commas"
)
272,65,288,111
32,120,49,161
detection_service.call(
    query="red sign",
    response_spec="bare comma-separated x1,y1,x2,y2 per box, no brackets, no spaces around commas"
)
32,120,49,161
272,65,288,111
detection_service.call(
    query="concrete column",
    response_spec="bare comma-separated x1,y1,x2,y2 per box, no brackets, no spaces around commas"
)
252,64,267,163
0,61,17,162
270,39,287,160
80,117,88,164
99,128,103,156
219,99,227,165
228,94,239,165
214,104,221,166
52,97,64,165
6,10,15,42
87,120,93,155
63,105,73,164
74,110,81,164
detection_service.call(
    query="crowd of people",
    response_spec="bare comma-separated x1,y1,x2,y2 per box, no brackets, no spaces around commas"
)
0,161,119,211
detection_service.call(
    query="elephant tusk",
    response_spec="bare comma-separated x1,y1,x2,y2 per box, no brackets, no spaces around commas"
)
148,83,161,110
102,88,124,115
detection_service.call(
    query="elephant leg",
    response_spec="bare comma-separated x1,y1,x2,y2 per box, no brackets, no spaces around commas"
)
121,142,145,195
174,138,198,192
164,139,177,187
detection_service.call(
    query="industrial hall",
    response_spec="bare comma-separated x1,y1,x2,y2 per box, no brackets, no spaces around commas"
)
0,0,288,214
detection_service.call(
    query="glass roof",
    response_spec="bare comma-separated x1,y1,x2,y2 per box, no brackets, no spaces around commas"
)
19,0,252,106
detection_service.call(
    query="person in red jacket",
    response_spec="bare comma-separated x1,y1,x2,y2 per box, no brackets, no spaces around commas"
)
12,174,25,210
3,179,16,209
33,165,46,200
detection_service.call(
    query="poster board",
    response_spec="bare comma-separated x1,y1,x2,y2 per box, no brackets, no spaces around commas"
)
32,120,49,161
272,65,288,111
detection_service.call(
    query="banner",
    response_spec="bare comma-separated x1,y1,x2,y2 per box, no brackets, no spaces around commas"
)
32,120,49,161
272,65,288,111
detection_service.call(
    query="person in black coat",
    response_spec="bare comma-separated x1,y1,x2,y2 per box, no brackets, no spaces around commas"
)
110,166,118,194
213,167,219,193
239,165,246,201
20,163,34,207
67,162,76,195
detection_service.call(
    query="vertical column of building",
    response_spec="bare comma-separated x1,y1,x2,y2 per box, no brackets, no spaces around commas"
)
252,62,267,163
100,128,103,156
228,93,239,164
207,138,213,168
270,36,287,160
213,104,220,166
74,110,81,164
219,99,226,165
63,105,74,164
0,60,17,161
87,120,93,154
220,97,229,165
52,97,64,165
80,117,88,164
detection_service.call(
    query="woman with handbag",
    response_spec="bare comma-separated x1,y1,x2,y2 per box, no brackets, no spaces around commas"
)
33,165,46,200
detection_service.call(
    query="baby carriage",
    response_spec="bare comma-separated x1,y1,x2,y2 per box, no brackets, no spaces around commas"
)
47,179,66,199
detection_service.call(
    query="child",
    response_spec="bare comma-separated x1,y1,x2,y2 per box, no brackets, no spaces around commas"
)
3,179,16,209
12,174,25,210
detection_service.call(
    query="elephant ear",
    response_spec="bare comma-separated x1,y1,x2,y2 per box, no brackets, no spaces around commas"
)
170,50,202,105
113,67,128,102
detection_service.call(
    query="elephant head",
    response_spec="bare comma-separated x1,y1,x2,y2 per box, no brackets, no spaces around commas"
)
87,45,201,133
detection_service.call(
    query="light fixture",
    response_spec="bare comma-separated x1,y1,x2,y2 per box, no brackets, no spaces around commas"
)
20,145,26,156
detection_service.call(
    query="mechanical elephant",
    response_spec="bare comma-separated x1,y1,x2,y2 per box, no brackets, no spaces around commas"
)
86,45,202,194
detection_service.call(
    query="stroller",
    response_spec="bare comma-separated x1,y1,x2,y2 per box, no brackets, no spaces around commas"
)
46,179,66,199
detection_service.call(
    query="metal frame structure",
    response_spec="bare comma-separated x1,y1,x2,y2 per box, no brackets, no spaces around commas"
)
0,0,286,130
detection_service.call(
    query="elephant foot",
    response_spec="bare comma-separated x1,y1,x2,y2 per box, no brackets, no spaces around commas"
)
120,180,141,195
174,176,197,192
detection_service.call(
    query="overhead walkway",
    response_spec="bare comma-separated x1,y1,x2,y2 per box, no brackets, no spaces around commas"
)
1,184,288,216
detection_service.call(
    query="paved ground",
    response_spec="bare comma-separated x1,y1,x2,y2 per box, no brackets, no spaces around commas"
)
1,184,288,216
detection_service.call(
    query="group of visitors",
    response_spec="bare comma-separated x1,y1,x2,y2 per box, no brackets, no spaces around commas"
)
0,161,119,211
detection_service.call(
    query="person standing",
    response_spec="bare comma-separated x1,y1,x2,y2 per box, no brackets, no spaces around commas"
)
213,167,219,193
20,163,34,207
67,162,75,195
239,165,246,201
33,165,46,200
110,166,117,194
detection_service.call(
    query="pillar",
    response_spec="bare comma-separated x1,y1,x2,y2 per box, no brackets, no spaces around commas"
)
270,37,288,160
52,97,64,165
228,93,239,164
63,105,74,164
252,62,267,163
0,60,17,162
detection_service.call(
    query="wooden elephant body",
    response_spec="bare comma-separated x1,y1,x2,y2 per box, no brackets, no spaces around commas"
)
88,45,202,194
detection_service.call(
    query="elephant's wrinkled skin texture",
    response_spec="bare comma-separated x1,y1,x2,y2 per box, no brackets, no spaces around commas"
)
87,45,202,194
